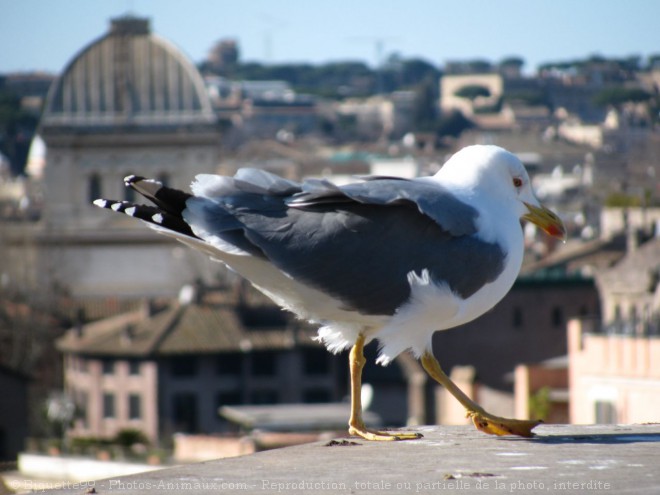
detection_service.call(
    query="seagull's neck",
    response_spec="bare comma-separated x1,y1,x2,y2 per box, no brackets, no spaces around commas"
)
431,172,521,247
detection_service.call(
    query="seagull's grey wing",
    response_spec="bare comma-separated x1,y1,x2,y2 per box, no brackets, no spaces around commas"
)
183,169,303,258
186,173,505,316
290,177,479,236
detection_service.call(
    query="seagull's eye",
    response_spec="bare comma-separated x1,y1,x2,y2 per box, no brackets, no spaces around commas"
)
513,177,523,188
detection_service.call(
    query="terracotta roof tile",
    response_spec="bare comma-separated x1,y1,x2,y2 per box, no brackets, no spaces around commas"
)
57,297,320,357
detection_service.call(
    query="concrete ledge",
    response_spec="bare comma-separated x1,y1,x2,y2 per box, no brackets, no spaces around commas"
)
17,453,164,482
39,424,660,494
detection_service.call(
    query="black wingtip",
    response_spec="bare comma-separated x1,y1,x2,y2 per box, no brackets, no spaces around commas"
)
93,198,198,238
124,174,146,186
122,176,191,217
124,175,163,197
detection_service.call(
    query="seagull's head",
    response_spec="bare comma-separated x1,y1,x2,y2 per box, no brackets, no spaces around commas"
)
438,145,566,241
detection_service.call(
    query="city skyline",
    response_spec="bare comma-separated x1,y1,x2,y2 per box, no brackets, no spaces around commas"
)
2,0,659,75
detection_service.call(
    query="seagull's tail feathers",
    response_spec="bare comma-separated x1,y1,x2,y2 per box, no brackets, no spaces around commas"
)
92,198,198,239
94,175,203,240
124,175,192,216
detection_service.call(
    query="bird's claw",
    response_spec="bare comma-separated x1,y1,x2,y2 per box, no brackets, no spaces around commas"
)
467,410,541,438
348,424,423,441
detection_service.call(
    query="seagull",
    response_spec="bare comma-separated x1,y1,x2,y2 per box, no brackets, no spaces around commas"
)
94,145,565,439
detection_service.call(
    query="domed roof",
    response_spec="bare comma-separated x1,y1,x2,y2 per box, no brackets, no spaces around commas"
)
42,16,214,128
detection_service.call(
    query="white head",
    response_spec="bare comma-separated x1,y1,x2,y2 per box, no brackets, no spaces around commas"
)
437,145,566,240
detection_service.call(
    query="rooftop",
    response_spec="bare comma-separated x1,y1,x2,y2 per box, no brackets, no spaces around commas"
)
56,286,319,357
37,424,660,494
41,16,215,129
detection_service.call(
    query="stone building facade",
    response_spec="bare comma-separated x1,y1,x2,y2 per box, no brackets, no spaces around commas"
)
34,16,222,299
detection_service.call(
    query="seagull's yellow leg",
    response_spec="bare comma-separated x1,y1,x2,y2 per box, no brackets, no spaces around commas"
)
348,334,422,441
421,352,540,438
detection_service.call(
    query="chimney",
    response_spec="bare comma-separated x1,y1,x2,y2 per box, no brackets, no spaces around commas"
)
121,324,135,346
178,280,205,305
622,207,639,253
141,298,156,317
74,307,85,338
627,225,639,253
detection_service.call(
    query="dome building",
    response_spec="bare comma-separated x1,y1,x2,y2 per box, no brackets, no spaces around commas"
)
34,16,222,299
40,15,219,227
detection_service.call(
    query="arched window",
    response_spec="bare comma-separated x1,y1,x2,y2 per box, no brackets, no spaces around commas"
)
123,174,135,202
551,307,564,328
157,172,170,187
88,174,102,203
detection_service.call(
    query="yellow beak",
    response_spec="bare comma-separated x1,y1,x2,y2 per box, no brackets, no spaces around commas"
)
522,202,566,241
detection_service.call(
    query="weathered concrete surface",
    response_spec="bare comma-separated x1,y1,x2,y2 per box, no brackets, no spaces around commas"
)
38,424,660,494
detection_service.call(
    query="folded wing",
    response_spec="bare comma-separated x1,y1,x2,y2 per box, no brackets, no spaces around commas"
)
94,169,506,316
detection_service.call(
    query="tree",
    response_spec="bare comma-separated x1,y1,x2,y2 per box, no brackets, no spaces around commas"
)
504,89,550,107
499,56,525,77
500,57,525,69
399,58,440,88
435,110,474,138
0,88,38,175
454,85,491,101
412,76,439,131
593,87,652,107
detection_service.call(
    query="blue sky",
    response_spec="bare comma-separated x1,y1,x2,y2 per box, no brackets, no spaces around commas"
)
2,0,659,74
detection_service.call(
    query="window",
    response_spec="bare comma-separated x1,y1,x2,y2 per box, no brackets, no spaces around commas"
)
88,174,102,203
123,180,135,202
216,354,242,375
102,360,114,375
129,360,141,376
77,391,88,427
157,173,170,187
513,307,523,329
129,394,141,420
170,356,198,378
303,389,332,403
215,390,242,409
172,393,198,433
250,352,277,377
103,393,115,418
303,348,330,375
552,307,564,328
630,305,638,323
594,401,617,424
249,389,278,404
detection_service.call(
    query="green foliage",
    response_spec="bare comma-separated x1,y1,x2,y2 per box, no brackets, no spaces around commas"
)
114,428,150,448
435,110,474,137
528,386,551,421
605,192,643,207
412,76,439,131
472,96,503,114
499,57,525,69
454,85,491,101
0,88,39,174
69,435,113,452
593,87,652,107
504,89,550,107
203,56,441,99
397,58,441,87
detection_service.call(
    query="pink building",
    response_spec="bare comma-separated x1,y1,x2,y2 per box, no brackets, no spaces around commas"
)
568,319,660,424
57,288,344,444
